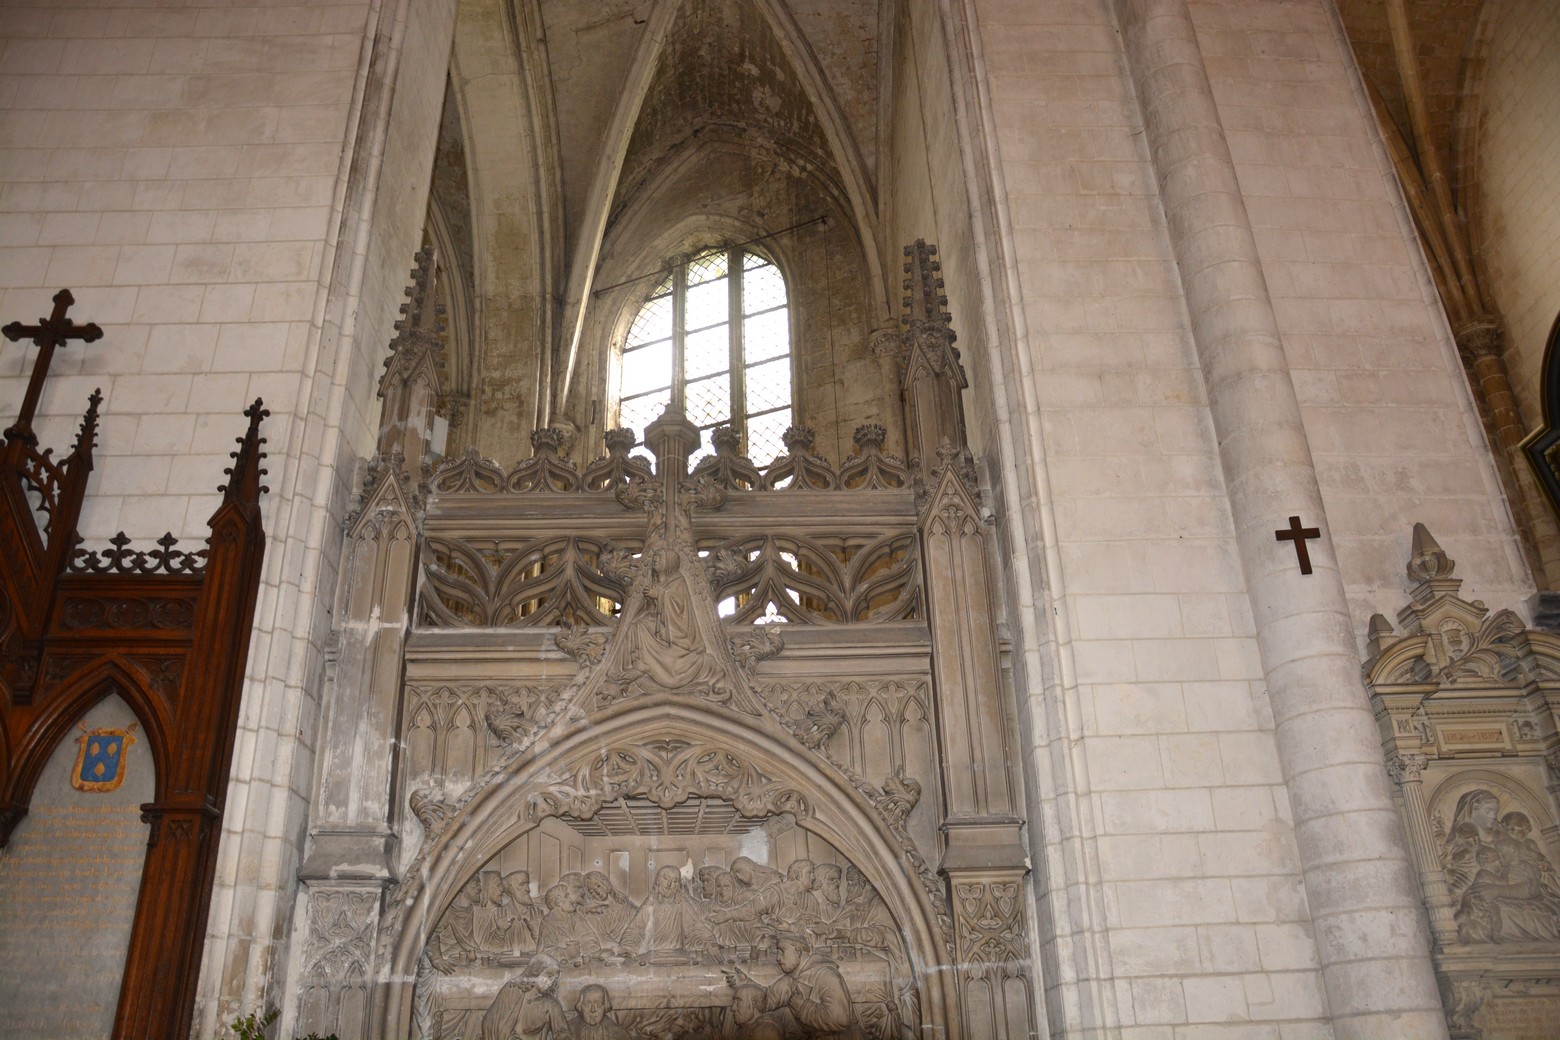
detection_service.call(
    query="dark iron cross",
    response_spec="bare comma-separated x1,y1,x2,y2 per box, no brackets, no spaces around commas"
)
1275,515,1321,575
2,288,102,444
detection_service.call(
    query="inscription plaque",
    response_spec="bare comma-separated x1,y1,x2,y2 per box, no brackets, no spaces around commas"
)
0,696,152,1038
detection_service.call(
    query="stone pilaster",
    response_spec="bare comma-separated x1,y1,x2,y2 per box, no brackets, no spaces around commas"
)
898,241,1034,1038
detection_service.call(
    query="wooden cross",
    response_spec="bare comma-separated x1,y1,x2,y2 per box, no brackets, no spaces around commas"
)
2,288,102,444
1275,515,1321,575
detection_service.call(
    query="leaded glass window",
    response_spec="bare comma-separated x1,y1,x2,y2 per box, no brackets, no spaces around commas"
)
618,247,793,464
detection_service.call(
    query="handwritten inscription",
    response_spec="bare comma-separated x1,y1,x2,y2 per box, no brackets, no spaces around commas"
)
0,803,147,1037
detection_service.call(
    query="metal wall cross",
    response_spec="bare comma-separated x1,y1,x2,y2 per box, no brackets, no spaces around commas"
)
2,288,103,444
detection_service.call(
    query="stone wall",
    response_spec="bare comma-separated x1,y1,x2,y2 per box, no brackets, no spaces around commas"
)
0,1,457,1031
1470,0,1560,427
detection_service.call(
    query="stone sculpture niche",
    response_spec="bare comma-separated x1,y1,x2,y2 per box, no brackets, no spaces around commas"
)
412,806,916,1039
1366,524,1560,1039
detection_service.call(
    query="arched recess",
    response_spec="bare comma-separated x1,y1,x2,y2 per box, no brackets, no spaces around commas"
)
374,698,954,1037
1520,311,1560,512
574,129,890,465
448,0,560,454
3,659,170,815
554,0,890,413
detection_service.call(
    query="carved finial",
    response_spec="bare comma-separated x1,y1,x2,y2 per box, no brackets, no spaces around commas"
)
530,427,567,456
711,425,742,456
1407,523,1455,582
1366,613,1395,662
219,398,270,501
71,387,103,454
782,426,816,454
853,423,886,453
603,428,638,456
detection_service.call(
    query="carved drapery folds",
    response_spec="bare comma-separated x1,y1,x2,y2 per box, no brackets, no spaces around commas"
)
1365,524,1560,1035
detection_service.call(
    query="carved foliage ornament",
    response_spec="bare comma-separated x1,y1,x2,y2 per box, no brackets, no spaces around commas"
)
952,881,1029,981
302,888,380,988
61,595,196,631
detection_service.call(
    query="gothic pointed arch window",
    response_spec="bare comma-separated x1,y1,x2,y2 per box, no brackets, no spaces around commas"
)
616,245,793,463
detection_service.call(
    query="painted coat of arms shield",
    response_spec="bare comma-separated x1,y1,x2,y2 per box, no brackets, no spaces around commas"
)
72,723,138,793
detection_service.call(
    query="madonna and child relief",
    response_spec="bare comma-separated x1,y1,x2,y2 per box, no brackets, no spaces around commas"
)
414,813,912,1040
1438,787,1560,945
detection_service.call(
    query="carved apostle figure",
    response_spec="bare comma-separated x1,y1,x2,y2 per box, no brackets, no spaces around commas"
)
429,874,485,971
482,954,570,1040
578,871,638,949
710,858,822,936
813,863,845,926
723,932,863,1040
835,868,897,950
621,865,718,960
568,983,630,1040
538,883,600,962
705,868,762,949
493,870,545,952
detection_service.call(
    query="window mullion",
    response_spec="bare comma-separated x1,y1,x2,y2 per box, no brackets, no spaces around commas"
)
729,248,745,435
671,259,687,407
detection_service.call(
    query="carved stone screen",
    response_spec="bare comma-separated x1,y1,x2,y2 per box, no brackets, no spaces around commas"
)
0,694,152,1037
298,255,1039,1039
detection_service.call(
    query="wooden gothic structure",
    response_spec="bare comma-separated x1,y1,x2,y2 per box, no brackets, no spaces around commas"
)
0,290,270,1039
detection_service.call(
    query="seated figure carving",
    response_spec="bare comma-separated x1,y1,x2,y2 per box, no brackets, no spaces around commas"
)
722,932,863,1040
538,883,603,963
579,871,638,951
1442,789,1560,944
621,865,718,962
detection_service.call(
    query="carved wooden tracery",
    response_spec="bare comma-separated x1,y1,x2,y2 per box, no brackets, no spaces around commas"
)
0,314,269,1040
295,244,1038,1040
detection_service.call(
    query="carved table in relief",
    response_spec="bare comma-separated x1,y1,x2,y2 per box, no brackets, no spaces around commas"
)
420,951,893,1032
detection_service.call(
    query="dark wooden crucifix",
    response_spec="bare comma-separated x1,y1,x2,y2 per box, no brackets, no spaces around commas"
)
2,288,103,444
1275,514,1321,575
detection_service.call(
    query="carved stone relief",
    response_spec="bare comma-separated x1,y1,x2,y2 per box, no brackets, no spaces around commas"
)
1432,781,1560,945
412,808,918,1040
1365,525,1560,1038
403,684,570,800
299,886,381,1040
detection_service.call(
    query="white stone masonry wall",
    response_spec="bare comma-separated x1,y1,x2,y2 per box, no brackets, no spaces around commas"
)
964,0,1330,1034
0,2,459,1033
0,1,368,541
1190,0,1531,624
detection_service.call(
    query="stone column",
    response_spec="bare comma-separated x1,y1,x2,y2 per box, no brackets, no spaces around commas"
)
1387,752,1455,943
1110,1,1446,1035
